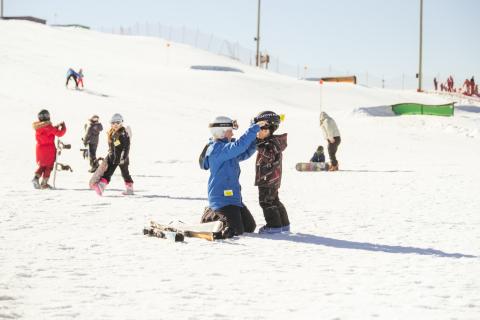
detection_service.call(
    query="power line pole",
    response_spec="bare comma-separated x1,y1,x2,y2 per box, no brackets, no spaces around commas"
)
417,0,423,92
1,0,4,19
255,0,261,67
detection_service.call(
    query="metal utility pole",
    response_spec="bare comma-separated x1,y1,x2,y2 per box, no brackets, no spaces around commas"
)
255,0,261,67
418,0,423,92
1,0,4,19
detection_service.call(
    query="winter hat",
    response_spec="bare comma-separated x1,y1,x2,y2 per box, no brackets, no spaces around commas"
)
209,116,238,139
319,111,329,123
90,114,99,122
317,145,324,153
38,109,50,122
110,113,124,124
253,110,281,133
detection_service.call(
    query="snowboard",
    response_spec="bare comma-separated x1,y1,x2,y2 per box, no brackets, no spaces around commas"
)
295,162,329,172
143,224,185,242
89,157,108,189
147,220,224,242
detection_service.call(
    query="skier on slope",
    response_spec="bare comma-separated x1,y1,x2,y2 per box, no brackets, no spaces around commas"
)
199,116,268,236
66,68,84,89
253,111,290,234
32,109,67,189
83,115,103,172
319,111,341,171
93,113,133,196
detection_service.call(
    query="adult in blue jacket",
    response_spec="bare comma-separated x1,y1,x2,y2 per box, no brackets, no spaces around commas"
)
200,116,267,236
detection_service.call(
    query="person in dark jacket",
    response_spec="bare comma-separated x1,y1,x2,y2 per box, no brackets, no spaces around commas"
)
310,145,326,163
253,111,289,234
32,109,67,189
93,113,133,196
200,116,267,236
83,115,103,172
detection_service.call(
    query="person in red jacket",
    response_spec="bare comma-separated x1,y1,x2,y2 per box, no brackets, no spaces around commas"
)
32,109,67,189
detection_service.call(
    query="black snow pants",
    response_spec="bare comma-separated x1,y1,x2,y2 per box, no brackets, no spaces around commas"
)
258,186,289,228
66,74,78,87
88,143,98,167
328,136,341,166
102,155,133,184
201,204,256,237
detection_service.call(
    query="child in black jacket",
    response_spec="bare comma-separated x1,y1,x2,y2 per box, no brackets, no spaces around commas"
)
253,111,290,234
93,113,133,196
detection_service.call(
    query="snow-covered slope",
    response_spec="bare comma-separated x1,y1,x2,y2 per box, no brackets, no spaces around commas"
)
1,20,479,320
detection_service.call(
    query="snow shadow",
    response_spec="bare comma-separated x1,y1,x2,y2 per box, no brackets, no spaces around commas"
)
71,88,110,97
353,106,396,117
137,194,208,201
250,233,477,259
190,65,244,73
456,105,480,113
340,169,414,173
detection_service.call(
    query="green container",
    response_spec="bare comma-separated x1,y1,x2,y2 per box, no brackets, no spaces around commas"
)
392,103,454,116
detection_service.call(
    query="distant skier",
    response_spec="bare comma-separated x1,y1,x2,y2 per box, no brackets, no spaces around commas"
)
433,77,438,91
66,68,84,89
83,115,103,172
92,113,133,196
310,145,326,163
32,109,67,189
199,116,267,237
253,111,290,234
319,111,341,171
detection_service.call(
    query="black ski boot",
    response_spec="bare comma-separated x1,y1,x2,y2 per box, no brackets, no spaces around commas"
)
32,175,40,189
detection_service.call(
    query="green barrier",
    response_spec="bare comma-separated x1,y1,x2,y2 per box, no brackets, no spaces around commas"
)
392,103,454,116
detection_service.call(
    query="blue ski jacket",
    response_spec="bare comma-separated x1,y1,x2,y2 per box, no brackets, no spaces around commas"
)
67,68,81,78
201,124,260,210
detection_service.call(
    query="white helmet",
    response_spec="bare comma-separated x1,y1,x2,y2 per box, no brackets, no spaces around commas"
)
111,113,124,124
209,116,238,139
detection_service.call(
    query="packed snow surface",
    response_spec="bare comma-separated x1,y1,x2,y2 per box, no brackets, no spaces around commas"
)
1,21,479,320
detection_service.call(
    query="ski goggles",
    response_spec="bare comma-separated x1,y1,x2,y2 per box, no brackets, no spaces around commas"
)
208,119,238,130
111,121,122,125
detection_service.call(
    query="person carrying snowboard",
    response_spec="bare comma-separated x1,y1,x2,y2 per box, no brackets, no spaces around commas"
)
83,115,103,172
93,113,133,196
199,116,267,237
253,111,290,234
319,111,341,171
66,68,84,89
32,109,67,189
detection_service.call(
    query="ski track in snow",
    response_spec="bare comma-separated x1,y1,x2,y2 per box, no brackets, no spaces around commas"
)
1,21,480,320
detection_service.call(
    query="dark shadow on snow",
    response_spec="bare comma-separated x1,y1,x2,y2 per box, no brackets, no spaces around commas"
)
103,193,207,201
339,169,414,173
354,106,396,117
190,65,244,73
70,88,110,97
139,194,208,201
132,174,174,178
246,233,477,259
455,105,480,113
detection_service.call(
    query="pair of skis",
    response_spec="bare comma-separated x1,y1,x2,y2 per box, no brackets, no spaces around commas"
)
143,220,224,242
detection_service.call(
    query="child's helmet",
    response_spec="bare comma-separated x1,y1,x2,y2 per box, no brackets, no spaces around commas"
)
110,113,123,124
90,114,99,122
253,110,280,133
209,116,237,139
38,109,50,121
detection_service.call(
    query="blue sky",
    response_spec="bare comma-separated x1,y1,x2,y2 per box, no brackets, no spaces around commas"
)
5,0,479,88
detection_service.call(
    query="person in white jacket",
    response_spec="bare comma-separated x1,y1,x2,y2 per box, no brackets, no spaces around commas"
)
319,111,341,171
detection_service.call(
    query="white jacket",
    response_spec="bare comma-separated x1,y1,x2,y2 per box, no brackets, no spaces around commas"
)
319,112,340,140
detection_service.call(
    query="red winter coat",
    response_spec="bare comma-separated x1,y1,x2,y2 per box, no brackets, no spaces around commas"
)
33,121,67,166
